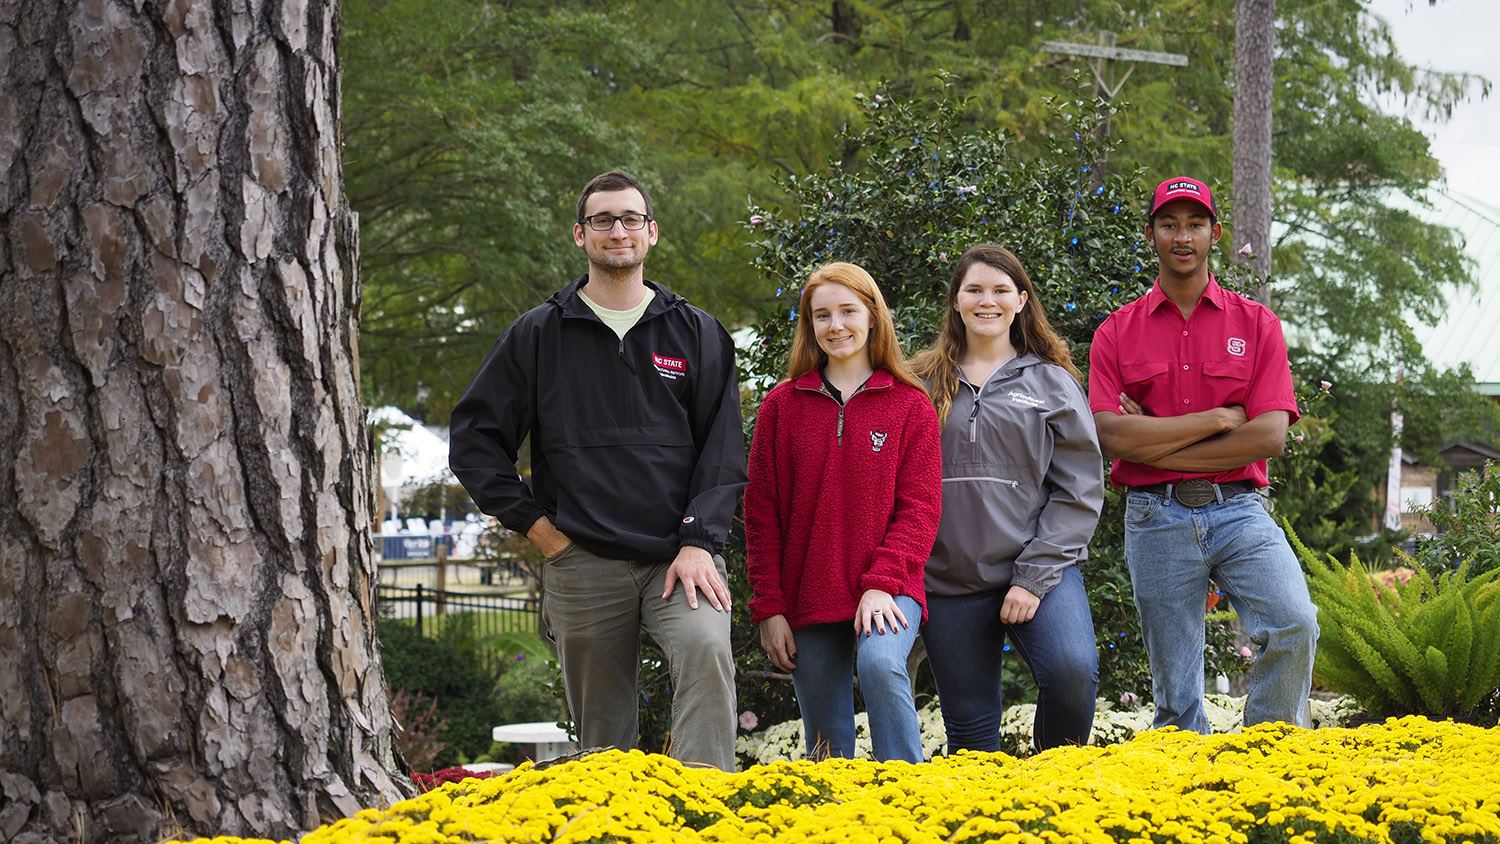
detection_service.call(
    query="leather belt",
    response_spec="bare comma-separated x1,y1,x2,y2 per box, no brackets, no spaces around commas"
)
1130,479,1258,508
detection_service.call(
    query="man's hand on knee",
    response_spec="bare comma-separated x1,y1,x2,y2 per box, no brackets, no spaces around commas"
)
662,545,730,612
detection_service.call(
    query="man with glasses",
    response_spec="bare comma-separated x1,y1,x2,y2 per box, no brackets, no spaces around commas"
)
450,171,748,769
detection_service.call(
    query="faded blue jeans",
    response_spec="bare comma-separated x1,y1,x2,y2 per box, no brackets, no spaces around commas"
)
789,595,924,762
1124,489,1319,733
922,565,1099,753
540,543,736,769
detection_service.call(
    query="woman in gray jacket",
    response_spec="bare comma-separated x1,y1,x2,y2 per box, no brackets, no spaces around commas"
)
913,244,1105,752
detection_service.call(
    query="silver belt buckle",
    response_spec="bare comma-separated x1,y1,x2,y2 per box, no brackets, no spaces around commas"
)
1173,478,1217,507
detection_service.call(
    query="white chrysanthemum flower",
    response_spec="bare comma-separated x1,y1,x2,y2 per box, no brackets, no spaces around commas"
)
735,693,1359,767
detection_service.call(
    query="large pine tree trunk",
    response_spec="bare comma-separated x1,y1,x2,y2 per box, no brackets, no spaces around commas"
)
1230,0,1276,688
0,1,406,842
1233,0,1276,303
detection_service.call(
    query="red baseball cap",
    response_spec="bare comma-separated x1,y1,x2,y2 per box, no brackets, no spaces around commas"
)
1150,177,1217,220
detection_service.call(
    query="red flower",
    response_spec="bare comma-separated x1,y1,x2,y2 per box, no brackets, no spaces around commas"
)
411,767,496,793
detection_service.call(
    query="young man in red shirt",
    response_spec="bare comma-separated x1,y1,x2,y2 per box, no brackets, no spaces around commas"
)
1087,177,1319,732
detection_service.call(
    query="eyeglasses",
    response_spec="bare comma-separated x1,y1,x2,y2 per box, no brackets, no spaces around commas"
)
581,213,652,232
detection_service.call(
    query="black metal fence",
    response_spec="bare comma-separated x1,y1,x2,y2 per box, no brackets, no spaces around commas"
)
375,584,543,674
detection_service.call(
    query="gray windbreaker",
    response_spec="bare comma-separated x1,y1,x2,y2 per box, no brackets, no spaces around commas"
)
924,353,1105,599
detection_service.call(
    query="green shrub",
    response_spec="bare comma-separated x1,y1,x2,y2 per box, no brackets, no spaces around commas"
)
633,83,1254,752
494,650,566,725
1410,462,1500,581
738,79,1241,702
377,616,505,768
1271,379,1403,568
726,540,809,744
1290,524,1500,720
479,637,569,765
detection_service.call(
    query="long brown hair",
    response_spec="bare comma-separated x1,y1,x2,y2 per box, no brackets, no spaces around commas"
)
785,262,925,393
911,244,1079,426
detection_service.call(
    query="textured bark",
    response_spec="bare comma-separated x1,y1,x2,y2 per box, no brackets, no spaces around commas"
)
0,1,406,841
1233,0,1276,303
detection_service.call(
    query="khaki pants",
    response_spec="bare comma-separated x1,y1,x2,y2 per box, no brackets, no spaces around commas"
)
540,543,736,770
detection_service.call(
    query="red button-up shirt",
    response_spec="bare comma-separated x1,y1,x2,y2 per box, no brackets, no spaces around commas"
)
1088,275,1299,488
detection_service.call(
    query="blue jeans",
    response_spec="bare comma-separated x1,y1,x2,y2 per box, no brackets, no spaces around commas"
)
789,595,924,762
922,565,1099,753
1124,489,1319,733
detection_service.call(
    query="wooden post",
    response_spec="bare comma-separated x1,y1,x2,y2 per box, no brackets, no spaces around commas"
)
1041,33,1189,186
435,541,448,615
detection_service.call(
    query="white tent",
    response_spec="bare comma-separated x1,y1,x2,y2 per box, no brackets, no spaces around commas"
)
370,406,455,523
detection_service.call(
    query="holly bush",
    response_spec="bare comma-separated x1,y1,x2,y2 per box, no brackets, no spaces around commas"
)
738,79,1152,385
630,82,1249,757
731,79,1240,707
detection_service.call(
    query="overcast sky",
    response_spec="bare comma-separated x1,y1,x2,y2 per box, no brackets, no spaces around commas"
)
1365,0,1500,204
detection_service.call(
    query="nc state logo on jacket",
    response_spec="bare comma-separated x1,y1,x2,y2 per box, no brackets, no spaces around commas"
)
870,430,888,452
652,353,688,380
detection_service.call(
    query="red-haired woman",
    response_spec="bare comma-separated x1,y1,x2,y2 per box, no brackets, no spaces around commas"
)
745,261,942,762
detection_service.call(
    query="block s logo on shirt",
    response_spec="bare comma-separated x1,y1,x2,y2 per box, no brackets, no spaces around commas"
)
652,353,688,380
1226,337,1246,356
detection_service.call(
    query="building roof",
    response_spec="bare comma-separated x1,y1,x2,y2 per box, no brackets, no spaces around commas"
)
1440,440,1500,469
1410,189,1500,394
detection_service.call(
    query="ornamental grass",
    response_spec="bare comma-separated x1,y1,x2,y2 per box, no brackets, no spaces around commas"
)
171,717,1499,844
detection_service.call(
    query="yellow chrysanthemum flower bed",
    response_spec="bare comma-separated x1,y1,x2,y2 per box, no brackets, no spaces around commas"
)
174,717,1499,844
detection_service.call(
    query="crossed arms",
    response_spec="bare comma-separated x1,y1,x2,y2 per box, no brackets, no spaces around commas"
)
1093,393,1288,473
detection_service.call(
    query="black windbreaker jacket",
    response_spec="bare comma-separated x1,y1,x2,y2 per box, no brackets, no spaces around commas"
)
449,276,748,562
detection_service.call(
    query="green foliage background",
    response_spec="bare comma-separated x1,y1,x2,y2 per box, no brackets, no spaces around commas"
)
344,0,1498,556
741,83,1247,699
631,89,1244,753
345,0,1500,746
